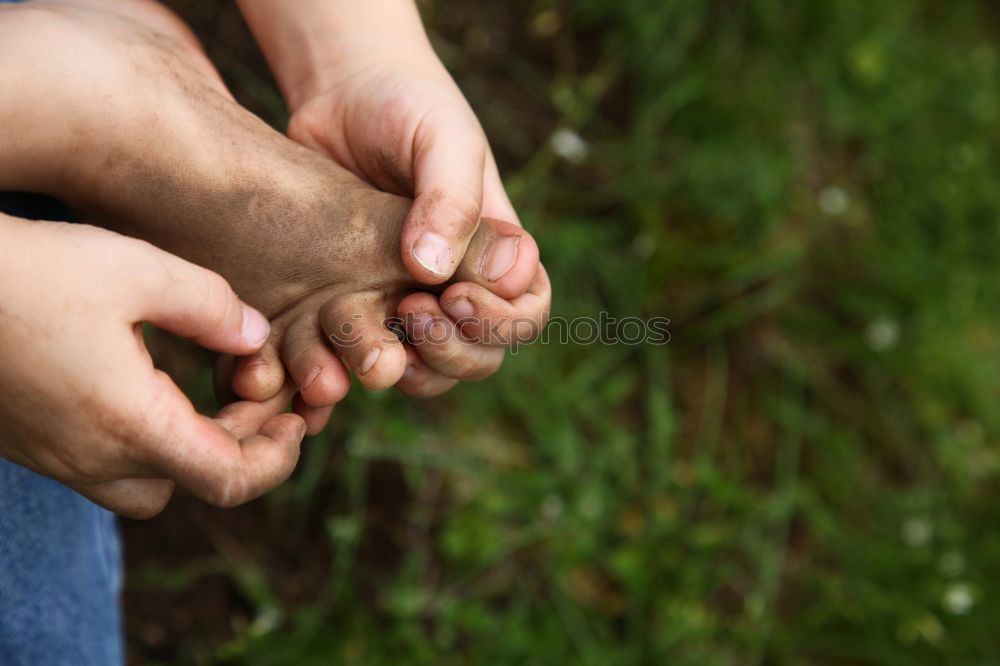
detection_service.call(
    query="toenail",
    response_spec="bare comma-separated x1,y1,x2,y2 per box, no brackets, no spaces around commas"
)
240,304,271,348
480,236,520,282
359,348,381,375
412,232,454,277
301,367,321,392
444,298,475,322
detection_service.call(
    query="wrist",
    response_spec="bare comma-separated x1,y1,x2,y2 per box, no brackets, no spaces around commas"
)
238,0,441,111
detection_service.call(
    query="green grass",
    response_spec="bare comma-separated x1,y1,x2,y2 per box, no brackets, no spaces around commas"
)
134,1,1000,663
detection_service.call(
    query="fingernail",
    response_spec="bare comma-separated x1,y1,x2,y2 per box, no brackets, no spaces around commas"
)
301,367,321,392
481,236,520,282
403,364,416,380
359,348,381,375
412,232,454,277
241,304,270,348
443,298,475,321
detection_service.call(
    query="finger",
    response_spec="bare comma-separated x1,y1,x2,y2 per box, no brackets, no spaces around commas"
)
439,264,552,347
399,292,506,381
213,382,297,438
451,217,540,300
71,478,175,520
136,250,271,355
292,394,334,436
280,312,351,407
402,112,487,284
481,149,521,226
142,374,306,508
319,293,407,390
395,344,460,398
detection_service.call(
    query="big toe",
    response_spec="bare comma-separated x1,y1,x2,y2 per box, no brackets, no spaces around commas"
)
452,218,540,300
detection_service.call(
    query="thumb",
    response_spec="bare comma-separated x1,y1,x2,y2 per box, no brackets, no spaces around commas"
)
401,112,487,285
134,246,270,356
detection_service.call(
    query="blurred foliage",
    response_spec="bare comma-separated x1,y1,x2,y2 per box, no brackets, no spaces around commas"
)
132,0,1000,664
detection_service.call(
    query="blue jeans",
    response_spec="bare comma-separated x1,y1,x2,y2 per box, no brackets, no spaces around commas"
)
0,193,124,666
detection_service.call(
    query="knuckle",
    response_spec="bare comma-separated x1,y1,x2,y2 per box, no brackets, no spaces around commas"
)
439,193,482,236
58,449,108,483
204,475,246,509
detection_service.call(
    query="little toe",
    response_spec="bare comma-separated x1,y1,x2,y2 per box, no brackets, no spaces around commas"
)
230,338,286,402
452,218,540,300
399,292,507,381
320,293,408,390
396,344,460,398
280,312,351,407
292,394,334,436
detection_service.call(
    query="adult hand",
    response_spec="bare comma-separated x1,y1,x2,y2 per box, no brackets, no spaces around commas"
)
239,0,521,285
239,0,553,397
0,216,306,519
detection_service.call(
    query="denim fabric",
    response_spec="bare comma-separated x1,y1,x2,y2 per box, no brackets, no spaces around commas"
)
0,190,124,665
0,464,124,666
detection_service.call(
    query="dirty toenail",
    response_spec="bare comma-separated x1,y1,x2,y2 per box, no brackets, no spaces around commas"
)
360,348,381,375
240,304,271,348
444,298,475,322
301,367,321,392
480,236,520,282
412,232,454,277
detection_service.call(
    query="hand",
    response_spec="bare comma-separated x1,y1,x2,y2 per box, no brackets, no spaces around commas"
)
1,0,546,436
238,0,530,282
0,216,306,518
287,51,521,285
239,0,552,396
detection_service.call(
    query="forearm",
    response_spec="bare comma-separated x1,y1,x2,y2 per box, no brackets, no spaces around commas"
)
236,0,437,110
0,8,84,194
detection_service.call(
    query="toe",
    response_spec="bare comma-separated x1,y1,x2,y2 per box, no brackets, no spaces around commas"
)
280,312,351,407
320,293,408,390
399,292,507,381
452,218,540,300
439,264,552,347
396,345,460,398
230,337,286,401
292,394,334,436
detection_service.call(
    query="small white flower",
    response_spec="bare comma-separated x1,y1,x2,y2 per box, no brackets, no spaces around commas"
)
866,316,900,352
818,185,850,216
942,582,975,615
550,128,589,164
901,517,932,547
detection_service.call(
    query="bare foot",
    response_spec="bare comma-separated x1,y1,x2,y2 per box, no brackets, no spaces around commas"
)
1,0,548,432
